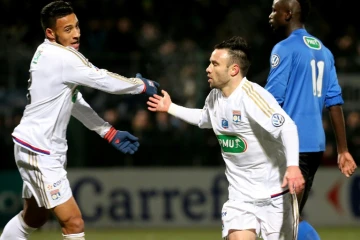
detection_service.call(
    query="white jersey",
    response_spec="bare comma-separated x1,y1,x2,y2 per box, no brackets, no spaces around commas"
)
198,78,296,200
12,39,145,155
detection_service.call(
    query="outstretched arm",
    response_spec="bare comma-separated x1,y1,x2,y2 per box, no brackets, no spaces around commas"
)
147,90,203,126
328,105,357,177
61,49,159,96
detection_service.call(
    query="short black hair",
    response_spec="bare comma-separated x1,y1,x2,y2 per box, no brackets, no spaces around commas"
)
40,1,74,31
297,0,311,23
214,36,251,76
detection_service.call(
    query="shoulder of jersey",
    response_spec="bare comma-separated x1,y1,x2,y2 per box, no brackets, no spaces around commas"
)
207,88,221,101
302,35,322,50
45,42,89,66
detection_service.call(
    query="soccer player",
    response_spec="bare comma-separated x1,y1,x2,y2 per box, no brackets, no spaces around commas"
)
0,1,159,240
266,0,358,239
147,36,305,240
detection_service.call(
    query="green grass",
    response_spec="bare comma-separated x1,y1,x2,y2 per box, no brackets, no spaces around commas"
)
2,227,360,240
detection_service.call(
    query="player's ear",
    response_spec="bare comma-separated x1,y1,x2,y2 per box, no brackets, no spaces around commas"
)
45,28,55,41
285,10,292,21
230,64,240,77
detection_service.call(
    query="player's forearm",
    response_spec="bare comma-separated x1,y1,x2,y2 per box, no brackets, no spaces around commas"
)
328,105,348,153
71,93,111,137
66,66,144,95
280,124,299,166
168,103,202,126
88,70,144,95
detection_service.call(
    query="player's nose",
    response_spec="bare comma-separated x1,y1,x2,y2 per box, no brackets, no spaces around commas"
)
74,28,81,38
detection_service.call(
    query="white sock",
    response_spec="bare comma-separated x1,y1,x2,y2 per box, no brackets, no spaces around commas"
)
0,211,37,240
63,232,85,240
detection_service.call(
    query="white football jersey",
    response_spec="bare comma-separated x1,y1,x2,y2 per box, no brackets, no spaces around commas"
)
12,39,145,155
199,78,296,200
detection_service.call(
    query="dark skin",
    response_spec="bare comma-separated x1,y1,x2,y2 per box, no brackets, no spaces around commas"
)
269,0,356,177
268,0,357,220
269,0,303,37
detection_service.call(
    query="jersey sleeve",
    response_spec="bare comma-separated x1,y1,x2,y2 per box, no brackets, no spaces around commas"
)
243,83,299,166
243,82,295,139
325,51,344,107
264,43,292,106
71,90,112,137
167,94,212,129
198,93,213,129
61,48,145,95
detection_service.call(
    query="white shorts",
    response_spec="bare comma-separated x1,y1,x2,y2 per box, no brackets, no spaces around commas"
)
14,144,72,209
221,194,296,240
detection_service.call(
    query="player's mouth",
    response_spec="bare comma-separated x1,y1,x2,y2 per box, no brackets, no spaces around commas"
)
71,42,80,50
269,20,275,29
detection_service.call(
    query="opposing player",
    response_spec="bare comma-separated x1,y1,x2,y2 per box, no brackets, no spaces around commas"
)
0,1,159,240
147,36,304,240
266,0,358,239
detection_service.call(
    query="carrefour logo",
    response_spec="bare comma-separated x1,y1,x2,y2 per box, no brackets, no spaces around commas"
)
217,135,247,153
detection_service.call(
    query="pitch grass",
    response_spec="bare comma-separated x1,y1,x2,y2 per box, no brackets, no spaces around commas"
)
4,227,359,240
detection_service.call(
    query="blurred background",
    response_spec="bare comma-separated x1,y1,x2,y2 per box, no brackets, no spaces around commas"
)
0,0,360,239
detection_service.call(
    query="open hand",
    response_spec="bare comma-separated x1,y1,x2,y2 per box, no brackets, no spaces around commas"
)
147,90,172,112
338,151,357,177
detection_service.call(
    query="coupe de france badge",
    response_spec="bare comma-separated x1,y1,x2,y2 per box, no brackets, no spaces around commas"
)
232,110,241,123
271,54,280,68
222,119,229,129
271,113,285,127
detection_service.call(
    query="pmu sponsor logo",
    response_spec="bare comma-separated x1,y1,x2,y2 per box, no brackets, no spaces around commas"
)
217,135,247,153
303,36,322,50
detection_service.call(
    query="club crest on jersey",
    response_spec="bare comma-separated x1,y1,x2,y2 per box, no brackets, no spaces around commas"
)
271,54,280,68
303,36,322,50
221,119,229,129
271,113,285,127
232,110,241,123
50,189,61,200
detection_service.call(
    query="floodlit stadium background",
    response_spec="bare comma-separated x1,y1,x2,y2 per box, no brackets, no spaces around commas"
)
1,0,359,239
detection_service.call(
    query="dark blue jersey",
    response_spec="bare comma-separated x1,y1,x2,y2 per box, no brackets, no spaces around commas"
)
265,29,344,152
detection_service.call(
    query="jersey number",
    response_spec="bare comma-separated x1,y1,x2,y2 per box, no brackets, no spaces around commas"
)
310,60,324,97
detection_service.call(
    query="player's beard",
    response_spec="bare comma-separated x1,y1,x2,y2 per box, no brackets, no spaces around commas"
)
54,34,64,47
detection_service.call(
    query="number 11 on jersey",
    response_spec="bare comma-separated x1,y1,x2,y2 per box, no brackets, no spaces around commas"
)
310,59,324,97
